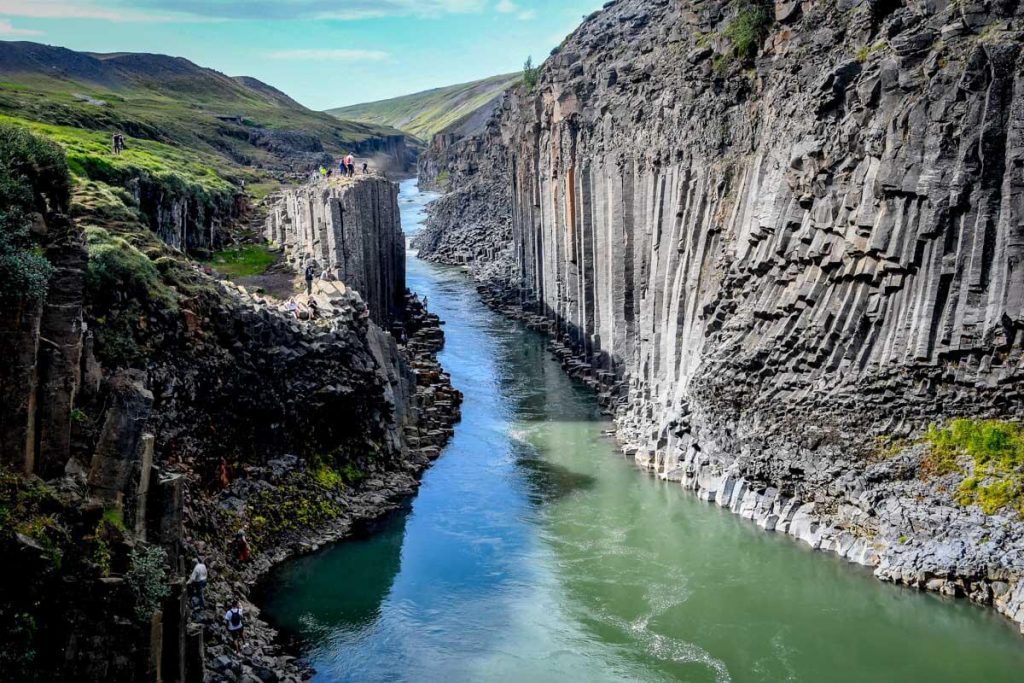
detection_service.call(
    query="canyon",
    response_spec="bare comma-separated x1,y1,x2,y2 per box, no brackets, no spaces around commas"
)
416,0,1024,635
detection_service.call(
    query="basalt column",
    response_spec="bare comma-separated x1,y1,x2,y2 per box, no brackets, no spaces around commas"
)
266,176,406,327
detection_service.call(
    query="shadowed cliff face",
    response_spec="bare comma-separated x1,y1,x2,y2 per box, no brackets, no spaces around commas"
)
419,0,1024,632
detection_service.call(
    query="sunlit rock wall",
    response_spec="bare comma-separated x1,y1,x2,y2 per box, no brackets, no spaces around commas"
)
266,176,406,326
420,0,1024,631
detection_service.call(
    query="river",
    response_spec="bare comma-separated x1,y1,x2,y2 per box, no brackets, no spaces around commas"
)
259,180,1024,682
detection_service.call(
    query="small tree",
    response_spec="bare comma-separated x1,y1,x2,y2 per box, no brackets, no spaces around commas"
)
126,545,171,622
523,56,540,91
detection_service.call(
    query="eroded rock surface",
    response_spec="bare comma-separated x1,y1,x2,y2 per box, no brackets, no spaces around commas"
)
419,0,1024,632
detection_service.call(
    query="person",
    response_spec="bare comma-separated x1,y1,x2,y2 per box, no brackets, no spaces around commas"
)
362,162,369,174
327,167,333,178
188,558,208,609
422,296,429,310
339,159,348,176
304,263,316,296
344,153,355,177
224,600,244,654
234,529,251,563
319,165,327,179
309,299,319,320
218,457,230,489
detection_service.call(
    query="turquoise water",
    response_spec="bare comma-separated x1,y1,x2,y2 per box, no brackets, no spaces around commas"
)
259,180,1024,682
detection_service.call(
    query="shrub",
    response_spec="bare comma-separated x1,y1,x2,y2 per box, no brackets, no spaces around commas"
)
126,545,170,622
723,0,774,62
0,124,71,302
523,56,540,91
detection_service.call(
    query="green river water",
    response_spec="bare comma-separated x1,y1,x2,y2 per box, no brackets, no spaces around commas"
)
259,180,1024,682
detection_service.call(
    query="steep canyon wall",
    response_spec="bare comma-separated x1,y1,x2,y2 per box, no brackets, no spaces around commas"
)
266,176,406,327
0,146,452,680
419,0,1024,631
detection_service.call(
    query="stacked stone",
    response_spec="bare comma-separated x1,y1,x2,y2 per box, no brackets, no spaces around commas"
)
265,176,406,327
418,0,1024,633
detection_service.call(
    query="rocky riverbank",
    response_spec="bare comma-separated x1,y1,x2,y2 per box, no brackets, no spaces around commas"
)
417,0,1024,635
186,294,460,683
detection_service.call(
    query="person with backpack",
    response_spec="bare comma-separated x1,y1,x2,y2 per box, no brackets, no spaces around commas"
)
304,263,316,296
187,557,208,609
224,600,244,653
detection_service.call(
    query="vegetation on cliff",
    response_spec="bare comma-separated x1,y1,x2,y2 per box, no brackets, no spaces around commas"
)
925,419,1024,515
0,124,69,301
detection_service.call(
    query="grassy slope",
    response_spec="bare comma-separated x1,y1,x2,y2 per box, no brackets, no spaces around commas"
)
0,41,408,192
328,73,519,140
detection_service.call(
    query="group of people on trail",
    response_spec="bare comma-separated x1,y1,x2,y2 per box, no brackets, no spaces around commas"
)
187,554,248,654
308,154,371,183
111,133,126,156
340,153,356,177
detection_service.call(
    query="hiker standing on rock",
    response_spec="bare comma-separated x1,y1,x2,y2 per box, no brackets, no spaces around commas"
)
224,600,245,654
304,263,316,296
362,162,369,174
344,153,355,177
188,557,208,609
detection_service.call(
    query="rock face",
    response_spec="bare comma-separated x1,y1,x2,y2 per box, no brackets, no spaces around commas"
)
420,0,1024,632
266,176,406,327
1,139,457,679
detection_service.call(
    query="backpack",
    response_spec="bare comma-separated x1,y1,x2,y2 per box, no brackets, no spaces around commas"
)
229,608,242,628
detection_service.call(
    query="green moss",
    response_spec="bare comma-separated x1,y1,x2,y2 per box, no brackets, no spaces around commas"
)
855,41,886,63
898,535,909,545
435,169,451,190
203,244,277,278
246,473,345,549
925,419,1024,515
872,435,909,461
314,464,344,490
84,225,178,311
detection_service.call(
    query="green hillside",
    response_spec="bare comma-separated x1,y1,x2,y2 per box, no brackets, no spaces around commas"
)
328,73,519,141
0,41,410,185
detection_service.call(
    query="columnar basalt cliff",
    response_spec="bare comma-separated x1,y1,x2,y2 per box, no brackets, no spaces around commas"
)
1,127,459,681
419,0,1024,632
266,176,406,327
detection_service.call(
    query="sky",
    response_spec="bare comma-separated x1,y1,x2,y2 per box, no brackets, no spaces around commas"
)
0,0,604,109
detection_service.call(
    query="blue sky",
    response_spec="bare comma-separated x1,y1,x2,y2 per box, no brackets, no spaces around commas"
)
0,0,603,109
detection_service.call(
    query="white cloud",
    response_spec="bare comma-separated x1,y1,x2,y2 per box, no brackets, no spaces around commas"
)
268,48,391,62
0,0,209,22
495,0,535,21
0,18,41,35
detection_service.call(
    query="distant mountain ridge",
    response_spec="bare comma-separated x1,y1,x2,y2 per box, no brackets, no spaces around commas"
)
329,73,519,141
0,40,415,173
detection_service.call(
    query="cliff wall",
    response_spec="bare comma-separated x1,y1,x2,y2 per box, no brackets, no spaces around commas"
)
0,130,457,680
419,0,1024,632
266,176,406,327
